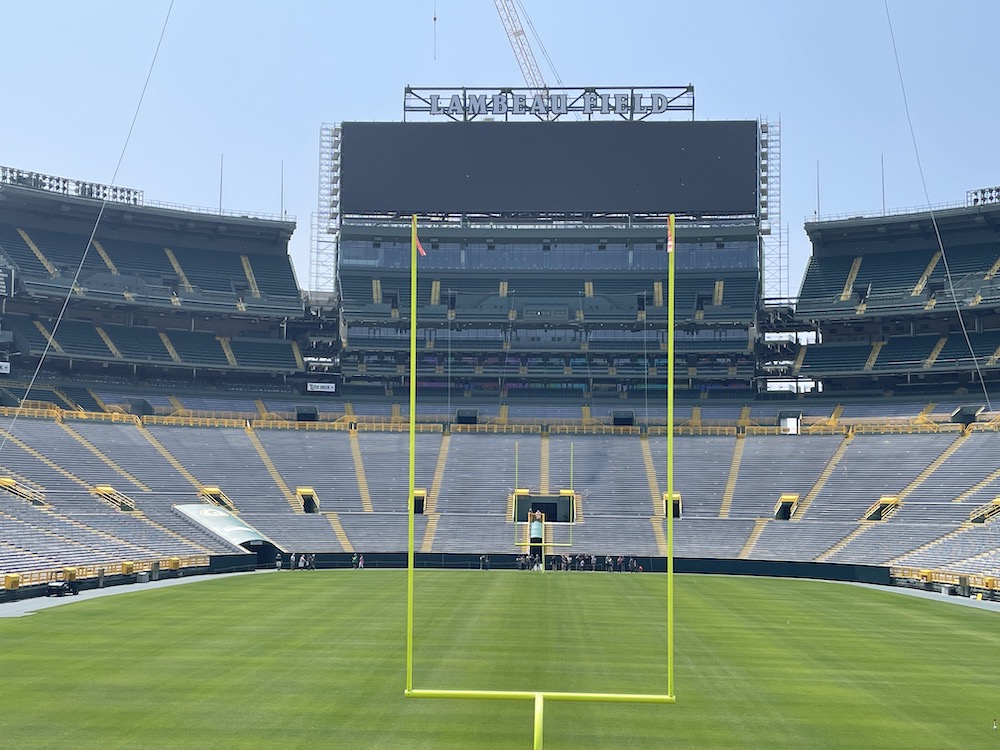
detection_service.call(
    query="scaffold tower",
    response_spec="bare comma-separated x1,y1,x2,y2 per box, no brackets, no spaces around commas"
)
311,123,341,297
760,119,787,301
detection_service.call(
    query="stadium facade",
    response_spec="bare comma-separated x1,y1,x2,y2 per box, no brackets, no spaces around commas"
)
0,167,307,395
1,87,1000,600
795,198,1000,399
323,90,775,409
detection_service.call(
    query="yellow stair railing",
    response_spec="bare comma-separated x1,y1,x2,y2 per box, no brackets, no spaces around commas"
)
817,522,873,561
158,332,182,363
640,434,661,515
163,247,194,292
911,250,941,296
0,427,89,488
59,422,150,491
420,434,451,552
897,431,970,500
291,341,306,370
87,389,109,413
244,424,298,511
864,341,884,371
326,512,354,552
136,423,202,489
923,336,948,369
349,430,374,512
95,326,124,358
17,228,58,276
793,433,853,519
217,336,238,367
33,320,63,353
840,256,863,300
738,518,769,559
0,477,47,505
791,345,808,375
718,436,745,518
240,255,262,297
650,517,668,556
419,513,441,554
91,239,119,275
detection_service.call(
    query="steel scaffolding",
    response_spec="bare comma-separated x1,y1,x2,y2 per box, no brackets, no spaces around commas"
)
760,119,787,301
311,123,341,297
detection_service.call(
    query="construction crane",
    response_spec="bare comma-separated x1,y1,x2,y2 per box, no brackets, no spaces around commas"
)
493,0,550,104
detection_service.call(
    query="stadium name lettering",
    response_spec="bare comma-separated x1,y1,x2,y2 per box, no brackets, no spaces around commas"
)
427,92,676,117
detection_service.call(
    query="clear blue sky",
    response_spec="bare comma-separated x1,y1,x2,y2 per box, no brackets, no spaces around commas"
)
2,1,998,295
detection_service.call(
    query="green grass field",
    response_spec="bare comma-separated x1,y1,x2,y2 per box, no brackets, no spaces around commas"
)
1,571,996,749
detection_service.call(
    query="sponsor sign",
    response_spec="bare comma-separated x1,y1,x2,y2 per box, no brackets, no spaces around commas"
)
404,86,694,122
307,382,337,393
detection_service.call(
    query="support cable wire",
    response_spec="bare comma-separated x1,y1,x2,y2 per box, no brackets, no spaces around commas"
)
884,1,992,412
0,0,175,457
514,0,583,122
514,0,564,87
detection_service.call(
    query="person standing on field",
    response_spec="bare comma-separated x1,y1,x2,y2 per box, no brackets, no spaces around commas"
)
529,510,544,562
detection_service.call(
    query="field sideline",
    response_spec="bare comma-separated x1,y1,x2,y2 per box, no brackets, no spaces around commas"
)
0,571,995,749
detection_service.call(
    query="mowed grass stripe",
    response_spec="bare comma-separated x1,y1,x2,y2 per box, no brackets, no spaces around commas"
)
413,571,667,694
0,571,996,749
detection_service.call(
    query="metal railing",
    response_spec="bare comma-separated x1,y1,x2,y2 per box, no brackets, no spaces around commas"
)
452,423,542,434
0,165,143,207
0,400,990,437
0,164,292,223
144,414,247,428
891,566,996,589
12,555,211,585
144,198,292,223
808,199,969,224
550,424,640,435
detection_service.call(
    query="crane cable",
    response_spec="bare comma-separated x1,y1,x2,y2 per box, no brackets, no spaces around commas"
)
884,1,992,412
514,0,565,87
0,1,175,458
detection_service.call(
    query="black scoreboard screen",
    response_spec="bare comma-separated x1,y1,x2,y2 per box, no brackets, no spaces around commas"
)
339,120,759,216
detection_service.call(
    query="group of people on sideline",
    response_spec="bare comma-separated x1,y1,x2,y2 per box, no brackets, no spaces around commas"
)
512,554,643,572
275,552,317,571
273,551,641,571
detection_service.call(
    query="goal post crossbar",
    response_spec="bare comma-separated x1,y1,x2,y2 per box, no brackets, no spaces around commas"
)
406,688,676,704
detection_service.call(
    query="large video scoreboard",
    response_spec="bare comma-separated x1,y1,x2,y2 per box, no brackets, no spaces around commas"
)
339,120,759,217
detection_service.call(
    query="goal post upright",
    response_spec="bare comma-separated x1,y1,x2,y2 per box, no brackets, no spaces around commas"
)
406,213,418,694
666,212,676,698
